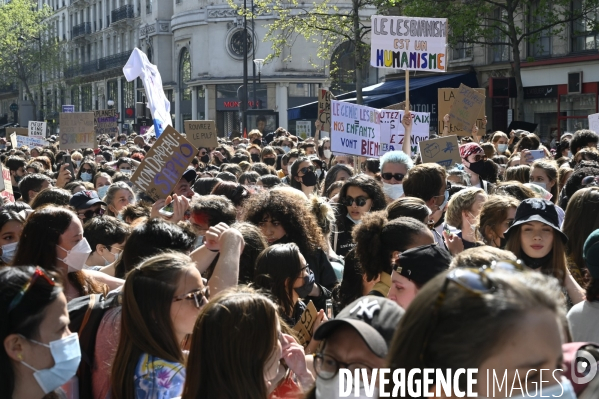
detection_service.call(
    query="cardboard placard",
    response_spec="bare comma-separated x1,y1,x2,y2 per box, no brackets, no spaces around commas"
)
9,133,17,149
184,120,217,149
59,112,96,150
8,127,29,137
419,135,461,167
317,89,335,133
588,113,599,134
292,301,318,347
94,109,119,136
438,87,486,136
330,100,381,158
380,110,430,156
28,121,47,137
17,136,46,148
0,164,14,203
370,15,448,72
448,84,486,132
384,102,406,110
296,120,312,139
130,126,196,201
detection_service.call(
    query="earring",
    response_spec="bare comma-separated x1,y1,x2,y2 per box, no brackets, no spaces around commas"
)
17,353,23,360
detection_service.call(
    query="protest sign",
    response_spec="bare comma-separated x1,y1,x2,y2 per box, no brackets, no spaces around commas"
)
94,109,119,136
184,120,217,149
62,105,75,113
448,84,486,132
130,126,196,201
419,135,461,167
9,133,17,149
28,121,46,137
296,121,311,139
384,102,406,110
589,113,599,134
330,100,381,157
380,110,429,156
318,89,335,133
292,301,318,347
17,136,46,148
59,112,95,150
370,15,448,72
0,164,14,203
438,87,486,136
8,127,28,137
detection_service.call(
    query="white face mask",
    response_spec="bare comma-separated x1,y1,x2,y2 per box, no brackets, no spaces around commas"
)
530,181,547,190
382,182,404,200
1,241,18,264
316,374,378,399
323,149,332,159
120,169,132,177
287,164,293,176
57,238,92,272
567,150,572,158
74,160,81,167
97,184,110,199
316,169,323,179
497,143,508,153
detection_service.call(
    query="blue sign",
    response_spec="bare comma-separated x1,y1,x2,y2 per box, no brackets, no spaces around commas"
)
62,105,75,113
9,103,18,112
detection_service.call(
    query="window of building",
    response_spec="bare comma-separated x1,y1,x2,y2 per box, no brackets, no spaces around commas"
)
179,48,191,101
122,78,135,116
107,79,118,111
492,8,511,62
288,83,319,97
146,0,152,14
527,2,552,57
452,41,473,60
70,87,79,111
572,0,599,51
81,85,92,111
330,41,378,95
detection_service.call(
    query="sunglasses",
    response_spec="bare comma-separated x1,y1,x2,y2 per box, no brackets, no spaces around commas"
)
173,287,210,309
469,154,486,162
342,196,370,207
298,165,315,175
8,267,55,313
420,260,524,363
78,208,105,219
381,173,405,182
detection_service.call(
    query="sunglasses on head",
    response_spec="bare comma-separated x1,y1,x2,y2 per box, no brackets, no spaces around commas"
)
8,267,55,313
381,173,405,182
343,196,370,207
78,208,105,219
173,287,210,309
298,165,314,175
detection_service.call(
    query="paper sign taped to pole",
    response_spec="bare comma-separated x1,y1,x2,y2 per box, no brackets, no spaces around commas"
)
370,15,448,72
419,135,461,167
318,89,335,133
130,126,196,201
438,87,486,136
184,120,217,149
448,84,486,132
380,110,429,156
59,113,96,150
589,113,599,134
330,100,381,158
28,121,46,137
292,301,318,347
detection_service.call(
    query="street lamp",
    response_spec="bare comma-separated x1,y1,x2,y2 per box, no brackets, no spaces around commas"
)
253,59,264,83
18,35,43,122
107,99,114,109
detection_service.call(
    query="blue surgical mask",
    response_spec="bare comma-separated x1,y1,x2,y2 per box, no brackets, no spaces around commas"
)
97,185,109,199
346,213,361,225
80,172,92,182
1,241,18,264
282,146,291,153
194,235,204,249
438,190,449,211
497,143,508,153
120,141,127,145
20,333,82,394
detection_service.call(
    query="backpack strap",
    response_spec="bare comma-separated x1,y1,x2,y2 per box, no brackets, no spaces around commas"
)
78,294,96,334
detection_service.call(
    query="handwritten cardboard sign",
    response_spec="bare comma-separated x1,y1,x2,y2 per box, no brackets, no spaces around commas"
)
28,121,46,137
292,301,318,347
17,136,46,148
380,110,429,156
438,87,486,136
447,84,486,133
331,100,380,158
318,89,335,133
0,163,14,203
184,120,217,149
371,15,448,72
8,127,29,137
94,109,118,136
130,126,196,201
419,135,461,167
589,113,599,134
59,112,96,150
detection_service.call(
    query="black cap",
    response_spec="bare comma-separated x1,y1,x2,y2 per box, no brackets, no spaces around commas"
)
182,169,197,184
69,190,106,210
394,244,452,286
504,198,567,243
313,296,403,358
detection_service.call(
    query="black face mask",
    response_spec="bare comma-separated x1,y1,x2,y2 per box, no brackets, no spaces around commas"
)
200,155,210,163
294,270,315,298
253,139,262,145
264,158,276,166
466,159,486,176
301,171,318,187
251,154,261,163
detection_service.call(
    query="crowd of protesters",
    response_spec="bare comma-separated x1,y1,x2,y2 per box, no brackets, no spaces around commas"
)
2,113,599,399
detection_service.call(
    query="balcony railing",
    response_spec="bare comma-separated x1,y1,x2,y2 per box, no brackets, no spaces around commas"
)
112,4,134,24
98,51,130,71
72,22,91,39
0,84,18,94
64,51,131,78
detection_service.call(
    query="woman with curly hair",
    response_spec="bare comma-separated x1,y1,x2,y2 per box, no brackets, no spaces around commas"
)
330,175,387,257
242,188,338,295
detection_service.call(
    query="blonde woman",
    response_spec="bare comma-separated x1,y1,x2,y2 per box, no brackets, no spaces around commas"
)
445,187,488,251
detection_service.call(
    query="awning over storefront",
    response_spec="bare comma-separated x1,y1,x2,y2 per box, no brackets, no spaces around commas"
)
288,72,479,121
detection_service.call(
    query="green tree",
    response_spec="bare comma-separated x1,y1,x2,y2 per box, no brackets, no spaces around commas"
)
400,0,599,120
0,0,62,121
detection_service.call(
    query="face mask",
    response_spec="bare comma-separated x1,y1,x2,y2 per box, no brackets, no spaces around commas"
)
57,238,92,272
531,181,547,190
282,146,291,153
80,172,92,182
315,169,322,179
251,154,261,163
117,213,124,221
14,174,23,183
294,269,315,298
301,171,318,187
346,212,362,225
567,150,572,158
437,190,449,212
120,169,132,177
264,158,276,166
97,185,110,199
120,141,127,145
287,164,293,176
316,373,378,399
194,235,204,249
74,160,81,167
100,252,114,266
497,144,508,153
200,154,210,163
465,159,486,176
1,241,18,264
382,182,404,200
323,149,332,159
20,333,81,394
